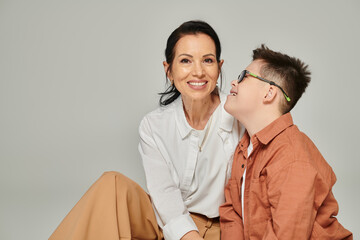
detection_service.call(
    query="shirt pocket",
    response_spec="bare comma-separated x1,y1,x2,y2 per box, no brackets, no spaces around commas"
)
251,166,270,202
247,176,272,239
249,176,271,221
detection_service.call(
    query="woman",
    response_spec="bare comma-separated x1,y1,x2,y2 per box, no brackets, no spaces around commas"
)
50,20,242,240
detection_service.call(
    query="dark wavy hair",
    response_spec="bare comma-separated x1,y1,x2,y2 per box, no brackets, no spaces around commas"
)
253,44,311,113
159,20,223,106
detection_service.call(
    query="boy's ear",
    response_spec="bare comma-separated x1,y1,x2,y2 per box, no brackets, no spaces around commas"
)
263,85,277,104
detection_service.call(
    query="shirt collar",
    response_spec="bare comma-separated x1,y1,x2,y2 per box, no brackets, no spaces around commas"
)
175,91,234,139
174,96,192,139
238,112,294,153
255,112,294,145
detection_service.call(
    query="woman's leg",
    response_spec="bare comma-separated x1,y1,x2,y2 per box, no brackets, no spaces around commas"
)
49,171,163,240
190,213,220,240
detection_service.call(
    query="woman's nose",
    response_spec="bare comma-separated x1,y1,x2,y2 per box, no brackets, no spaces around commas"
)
192,62,205,77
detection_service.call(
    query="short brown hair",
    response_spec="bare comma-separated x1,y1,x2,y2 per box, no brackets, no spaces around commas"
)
253,44,311,113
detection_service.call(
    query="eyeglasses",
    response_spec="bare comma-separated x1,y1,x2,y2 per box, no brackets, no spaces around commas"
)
237,70,291,102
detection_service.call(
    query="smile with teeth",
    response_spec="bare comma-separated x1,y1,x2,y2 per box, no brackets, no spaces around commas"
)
188,81,207,86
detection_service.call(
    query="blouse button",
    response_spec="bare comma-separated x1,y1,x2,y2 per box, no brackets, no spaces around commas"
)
241,164,244,168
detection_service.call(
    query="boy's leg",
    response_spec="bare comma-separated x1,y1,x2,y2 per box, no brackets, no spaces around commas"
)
49,171,162,240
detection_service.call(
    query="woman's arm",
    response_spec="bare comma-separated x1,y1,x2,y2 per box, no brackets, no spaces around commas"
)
139,116,199,240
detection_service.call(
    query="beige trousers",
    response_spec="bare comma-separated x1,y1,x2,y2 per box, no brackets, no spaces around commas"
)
49,171,220,240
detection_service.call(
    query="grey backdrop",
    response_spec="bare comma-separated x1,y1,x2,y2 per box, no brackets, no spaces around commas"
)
0,0,359,239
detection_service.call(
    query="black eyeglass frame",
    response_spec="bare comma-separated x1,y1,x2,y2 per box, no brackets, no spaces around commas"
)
237,70,291,102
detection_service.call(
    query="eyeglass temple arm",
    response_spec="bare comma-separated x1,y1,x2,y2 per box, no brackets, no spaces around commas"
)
248,72,291,102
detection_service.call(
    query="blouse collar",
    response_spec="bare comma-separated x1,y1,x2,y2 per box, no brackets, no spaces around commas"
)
174,91,235,139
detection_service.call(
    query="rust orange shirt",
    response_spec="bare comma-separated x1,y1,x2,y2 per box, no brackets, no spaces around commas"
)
219,113,352,239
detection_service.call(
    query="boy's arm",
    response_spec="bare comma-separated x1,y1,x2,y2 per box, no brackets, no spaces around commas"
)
219,179,244,240
264,160,320,239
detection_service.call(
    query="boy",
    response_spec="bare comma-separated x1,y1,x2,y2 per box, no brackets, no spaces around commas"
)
220,45,352,239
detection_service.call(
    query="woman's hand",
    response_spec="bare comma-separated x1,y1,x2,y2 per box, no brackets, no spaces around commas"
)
180,230,204,240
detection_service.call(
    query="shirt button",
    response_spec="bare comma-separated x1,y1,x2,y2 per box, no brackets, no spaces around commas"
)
241,164,244,168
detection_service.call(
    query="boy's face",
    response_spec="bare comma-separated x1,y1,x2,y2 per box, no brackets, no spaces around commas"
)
225,60,267,120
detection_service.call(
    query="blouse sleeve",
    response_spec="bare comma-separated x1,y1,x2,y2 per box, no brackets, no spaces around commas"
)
138,116,198,240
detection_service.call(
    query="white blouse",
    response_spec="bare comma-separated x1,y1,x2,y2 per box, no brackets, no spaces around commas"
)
138,92,243,240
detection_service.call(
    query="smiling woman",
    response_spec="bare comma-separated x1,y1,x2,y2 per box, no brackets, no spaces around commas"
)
49,20,242,240
159,21,223,106
163,33,223,130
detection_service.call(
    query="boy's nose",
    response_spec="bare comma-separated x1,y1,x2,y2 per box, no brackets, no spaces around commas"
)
231,79,238,87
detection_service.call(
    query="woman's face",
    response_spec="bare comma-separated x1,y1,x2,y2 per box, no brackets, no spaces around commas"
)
164,33,223,101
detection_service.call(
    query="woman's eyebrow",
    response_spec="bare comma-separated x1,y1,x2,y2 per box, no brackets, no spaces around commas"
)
178,53,193,58
203,54,216,58
177,53,216,58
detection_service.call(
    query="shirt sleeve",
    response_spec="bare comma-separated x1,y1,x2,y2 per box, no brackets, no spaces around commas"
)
138,116,198,240
264,160,321,239
219,179,244,240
